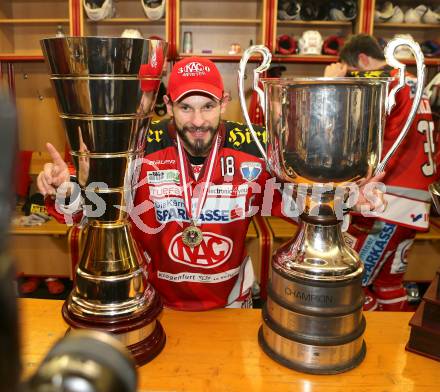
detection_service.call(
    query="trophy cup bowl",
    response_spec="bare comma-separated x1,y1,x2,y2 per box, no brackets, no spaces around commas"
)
41,36,168,366
239,39,425,373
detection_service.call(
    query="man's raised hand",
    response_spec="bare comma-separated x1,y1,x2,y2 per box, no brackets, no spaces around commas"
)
36,143,70,196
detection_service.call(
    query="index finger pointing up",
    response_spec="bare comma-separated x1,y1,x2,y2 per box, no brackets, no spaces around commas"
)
46,142,65,167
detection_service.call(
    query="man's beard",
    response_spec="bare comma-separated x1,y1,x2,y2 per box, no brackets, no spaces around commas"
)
176,125,217,157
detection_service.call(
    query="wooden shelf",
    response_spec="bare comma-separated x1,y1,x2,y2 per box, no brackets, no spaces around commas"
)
0,52,45,61
180,18,261,25
375,22,440,29
277,20,353,27
272,54,339,63
0,18,69,24
178,52,263,62
0,18,69,25
85,17,165,24
11,218,69,236
178,53,338,64
398,57,440,66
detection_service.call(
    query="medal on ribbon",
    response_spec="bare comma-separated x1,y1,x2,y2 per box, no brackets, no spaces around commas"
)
177,133,221,248
181,225,203,247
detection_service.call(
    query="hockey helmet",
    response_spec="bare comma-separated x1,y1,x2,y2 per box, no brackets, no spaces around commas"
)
404,5,428,24
329,0,357,21
375,1,397,22
422,7,440,24
300,1,319,21
83,0,114,21
298,30,323,55
276,34,297,54
392,34,416,58
141,0,166,20
121,29,144,39
421,40,440,57
278,0,301,20
322,35,345,56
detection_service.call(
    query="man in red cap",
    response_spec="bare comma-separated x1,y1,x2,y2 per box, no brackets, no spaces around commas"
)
39,56,272,310
38,56,382,311
129,56,272,310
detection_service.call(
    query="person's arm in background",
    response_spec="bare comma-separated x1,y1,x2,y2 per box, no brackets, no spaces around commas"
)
36,143,83,224
324,62,348,77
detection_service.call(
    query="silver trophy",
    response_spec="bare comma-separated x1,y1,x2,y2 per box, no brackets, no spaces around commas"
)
429,182,440,213
41,37,168,365
238,38,425,374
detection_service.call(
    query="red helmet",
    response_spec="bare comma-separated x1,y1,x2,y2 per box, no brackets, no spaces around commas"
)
276,34,297,55
322,35,345,56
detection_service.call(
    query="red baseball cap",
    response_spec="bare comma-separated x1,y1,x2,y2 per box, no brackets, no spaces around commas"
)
167,57,224,101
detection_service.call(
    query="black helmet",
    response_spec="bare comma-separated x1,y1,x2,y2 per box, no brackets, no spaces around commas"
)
421,40,440,58
329,0,357,21
300,1,319,21
316,3,331,20
278,0,301,20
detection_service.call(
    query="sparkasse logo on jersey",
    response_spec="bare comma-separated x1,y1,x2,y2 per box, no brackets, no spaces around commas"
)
168,232,233,269
178,62,210,77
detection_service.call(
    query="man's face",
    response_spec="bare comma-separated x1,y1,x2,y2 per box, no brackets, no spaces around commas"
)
168,94,226,157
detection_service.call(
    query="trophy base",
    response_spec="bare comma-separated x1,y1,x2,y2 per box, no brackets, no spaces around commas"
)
259,304,366,374
258,327,366,375
62,292,166,366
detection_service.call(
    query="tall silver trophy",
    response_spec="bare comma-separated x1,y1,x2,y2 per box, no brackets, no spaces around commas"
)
239,38,425,374
41,37,168,365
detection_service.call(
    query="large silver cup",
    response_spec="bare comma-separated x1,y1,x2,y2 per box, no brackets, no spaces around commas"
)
41,37,168,366
239,38,425,374
429,182,440,213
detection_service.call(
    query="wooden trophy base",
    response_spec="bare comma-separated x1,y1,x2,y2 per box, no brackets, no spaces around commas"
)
406,270,440,362
62,292,166,366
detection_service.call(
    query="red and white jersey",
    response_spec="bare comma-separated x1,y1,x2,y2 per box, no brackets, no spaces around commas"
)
351,68,440,230
131,119,273,311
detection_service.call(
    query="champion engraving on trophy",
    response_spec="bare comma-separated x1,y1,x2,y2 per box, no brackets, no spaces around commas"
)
284,287,334,305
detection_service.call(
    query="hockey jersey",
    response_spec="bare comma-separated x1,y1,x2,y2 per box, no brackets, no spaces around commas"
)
349,68,439,230
131,119,275,311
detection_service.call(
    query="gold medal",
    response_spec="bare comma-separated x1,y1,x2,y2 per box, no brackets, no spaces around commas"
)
182,225,203,248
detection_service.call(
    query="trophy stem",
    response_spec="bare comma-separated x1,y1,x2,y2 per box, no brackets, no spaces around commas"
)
259,218,366,374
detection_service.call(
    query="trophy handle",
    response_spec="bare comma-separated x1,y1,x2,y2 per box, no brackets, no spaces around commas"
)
429,182,440,214
238,45,272,163
375,38,425,174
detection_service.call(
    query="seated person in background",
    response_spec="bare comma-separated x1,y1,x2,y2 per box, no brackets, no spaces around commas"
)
325,34,440,311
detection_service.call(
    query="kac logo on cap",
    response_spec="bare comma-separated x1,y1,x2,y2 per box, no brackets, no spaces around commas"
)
178,61,211,77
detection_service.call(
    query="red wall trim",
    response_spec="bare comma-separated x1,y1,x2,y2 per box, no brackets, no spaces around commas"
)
72,0,80,36
363,0,374,34
266,0,275,51
7,63,15,99
168,0,177,59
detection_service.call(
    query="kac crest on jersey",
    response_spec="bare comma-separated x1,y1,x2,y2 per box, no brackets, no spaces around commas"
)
240,162,262,182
